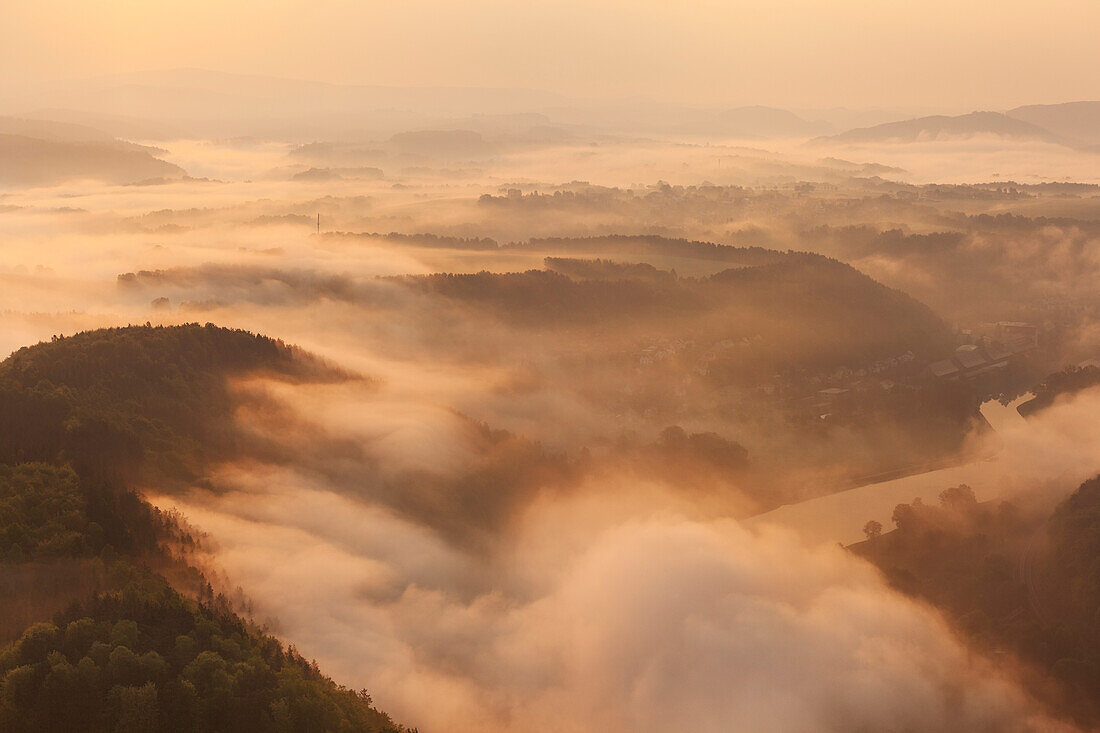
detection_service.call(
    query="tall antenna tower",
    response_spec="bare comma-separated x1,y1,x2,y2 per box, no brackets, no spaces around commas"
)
316,213,320,234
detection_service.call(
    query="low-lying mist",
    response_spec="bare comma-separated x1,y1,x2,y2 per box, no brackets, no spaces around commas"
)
140,365,1100,732
146,399,1093,730
5,134,1100,731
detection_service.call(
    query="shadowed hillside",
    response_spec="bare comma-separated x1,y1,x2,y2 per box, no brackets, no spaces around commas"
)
0,325,407,732
0,134,185,186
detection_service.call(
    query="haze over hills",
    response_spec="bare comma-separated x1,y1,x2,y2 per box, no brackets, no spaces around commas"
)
0,116,136,145
0,70,855,142
0,133,185,186
5,5,1100,725
4,124,1100,730
0,115,190,186
1006,101,1100,146
812,111,1074,147
542,102,834,139
666,105,832,138
0,70,575,142
5,70,1099,152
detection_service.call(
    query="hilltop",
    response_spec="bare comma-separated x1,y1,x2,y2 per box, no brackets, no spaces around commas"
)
0,325,406,732
391,252,953,371
1006,101,1100,146
814,111,1070,147
0,130,185,186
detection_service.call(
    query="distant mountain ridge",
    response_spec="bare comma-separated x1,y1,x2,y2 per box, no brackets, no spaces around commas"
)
1006,101,1100,146
5,69,1099,146
813,111,1071,146
3,69,833,141
650,105,831,138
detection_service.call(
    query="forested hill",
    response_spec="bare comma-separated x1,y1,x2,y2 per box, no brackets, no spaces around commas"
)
1018,364,1100,417
0,134,185,186
505,234,786,266
0,323,347,484
0,325,406,732
0,323,346,560
392,253,954,368
850,475,1100,727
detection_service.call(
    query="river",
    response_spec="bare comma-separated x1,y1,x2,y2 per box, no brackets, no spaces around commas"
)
746,395,1033,546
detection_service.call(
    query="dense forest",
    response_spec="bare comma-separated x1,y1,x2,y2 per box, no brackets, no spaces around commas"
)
0,568,400,732
505,234,785,267
1018,364,1100,417
851,476,1100,726
0,325,407,732
391,253,954,373
109,243,985,495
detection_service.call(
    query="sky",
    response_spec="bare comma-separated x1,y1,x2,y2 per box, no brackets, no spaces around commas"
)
2,0,1099,110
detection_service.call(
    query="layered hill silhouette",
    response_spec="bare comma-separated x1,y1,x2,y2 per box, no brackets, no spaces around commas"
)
0,118,185,186
814,111,1070,146
391,252,953,368
1006,101,1100,146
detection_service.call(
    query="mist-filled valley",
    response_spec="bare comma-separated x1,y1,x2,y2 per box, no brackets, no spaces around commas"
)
3,28,1100,730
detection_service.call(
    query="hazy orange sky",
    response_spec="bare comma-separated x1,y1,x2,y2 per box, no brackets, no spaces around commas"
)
2,0,1098,109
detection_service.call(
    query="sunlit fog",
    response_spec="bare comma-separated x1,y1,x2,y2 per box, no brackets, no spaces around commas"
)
2,3,1100,732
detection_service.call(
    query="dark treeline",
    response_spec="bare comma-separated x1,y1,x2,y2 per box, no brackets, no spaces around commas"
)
327,231,786,264
1018,365,1100,417
0,568,402,732
325,231,501,250
0,323,346,489
1046,477,1100,657
0,325,407,732
391,253,953,370
543,257,674,282
852,476,1100,726
506,234,784,266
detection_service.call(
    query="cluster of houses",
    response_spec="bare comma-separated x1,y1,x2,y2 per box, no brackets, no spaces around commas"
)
927,322,1039,381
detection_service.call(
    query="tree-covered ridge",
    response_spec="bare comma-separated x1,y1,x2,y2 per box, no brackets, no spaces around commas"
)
0,324,344,564
543,256,674,282
1018,364,1100,417
0,464,94,562
505,234,785,266
0,323,345,481
391,253,953,367
0,567,403,733
851,486,1031,636
2,323,300,394
330,231,786,264
0,325,406,731
852,476,1100,726
1046,476,1100,634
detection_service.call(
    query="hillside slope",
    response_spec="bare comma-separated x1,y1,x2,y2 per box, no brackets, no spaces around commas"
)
816,111,1069,146
0,325,406,732
0,134,184,186
851,474,1100,726
392,253,953,372
1007,101,1100,146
